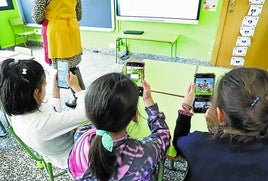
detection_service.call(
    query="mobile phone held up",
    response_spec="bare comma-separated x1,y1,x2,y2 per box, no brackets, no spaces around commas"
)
126,61,145,96
57,60,69,89
193,73,215,113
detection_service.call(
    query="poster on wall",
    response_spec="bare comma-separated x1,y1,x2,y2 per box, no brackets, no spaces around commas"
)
0,0,14,10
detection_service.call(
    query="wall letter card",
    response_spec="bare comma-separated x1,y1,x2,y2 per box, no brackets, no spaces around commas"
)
240,27,255,37
242,16,259,27
248,5,263,16
249,0,265,4
232,47,248,56
236,36,251,47
230,57,245,67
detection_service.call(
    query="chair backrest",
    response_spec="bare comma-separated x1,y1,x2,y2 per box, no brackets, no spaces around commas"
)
0,102,44,162
0,101,67,181
7,125,44,161
14,46,33,56
9,17,26,34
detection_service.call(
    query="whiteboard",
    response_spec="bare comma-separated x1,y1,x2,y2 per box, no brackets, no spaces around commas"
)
116,0,201,24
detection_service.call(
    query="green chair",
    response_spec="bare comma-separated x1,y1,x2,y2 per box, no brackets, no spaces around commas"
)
0,104,68,181
155,161,164,181
7,126,68,180
9,17,36,47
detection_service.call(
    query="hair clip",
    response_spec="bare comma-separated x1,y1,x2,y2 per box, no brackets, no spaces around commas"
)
251,97,260,108
22,68,27,75
96,129,113,152
14,59,19,64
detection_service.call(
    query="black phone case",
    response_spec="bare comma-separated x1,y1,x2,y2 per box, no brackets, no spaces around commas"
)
193,73,215,113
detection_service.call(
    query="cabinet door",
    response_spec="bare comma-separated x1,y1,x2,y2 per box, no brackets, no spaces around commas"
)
211,0,268,69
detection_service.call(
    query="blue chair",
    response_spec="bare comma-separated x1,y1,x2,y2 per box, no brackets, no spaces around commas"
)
0,119,7,137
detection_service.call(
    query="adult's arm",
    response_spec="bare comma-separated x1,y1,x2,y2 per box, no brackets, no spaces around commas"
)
76,0,82,21
32,0,47,24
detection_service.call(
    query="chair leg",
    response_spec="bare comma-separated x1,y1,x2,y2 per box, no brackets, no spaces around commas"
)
14,35,17,46
155,161,164,181
23,35,27,47
35,34,38,46
43,162,54,181
43,161,68,181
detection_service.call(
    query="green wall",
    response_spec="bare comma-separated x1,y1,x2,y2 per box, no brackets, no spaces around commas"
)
1,0,223,62
80,0,223,62
0,0,21,48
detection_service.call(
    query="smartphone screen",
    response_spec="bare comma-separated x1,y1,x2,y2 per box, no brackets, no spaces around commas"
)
193,73,215,113
126,61,145,96
57,60,69,89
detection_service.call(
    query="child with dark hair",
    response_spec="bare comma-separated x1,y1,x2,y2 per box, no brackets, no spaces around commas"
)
0,58,87,168
68,72,170,181
173,67,268,180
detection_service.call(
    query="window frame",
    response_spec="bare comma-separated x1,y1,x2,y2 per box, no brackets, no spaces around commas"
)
0,0,14,11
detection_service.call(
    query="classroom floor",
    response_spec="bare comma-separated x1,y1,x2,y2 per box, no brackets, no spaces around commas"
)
0,43,230,181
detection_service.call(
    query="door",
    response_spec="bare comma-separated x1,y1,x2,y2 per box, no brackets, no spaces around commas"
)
211,0,268,69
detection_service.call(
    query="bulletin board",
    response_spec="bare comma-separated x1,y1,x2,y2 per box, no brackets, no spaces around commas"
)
17,0,115,31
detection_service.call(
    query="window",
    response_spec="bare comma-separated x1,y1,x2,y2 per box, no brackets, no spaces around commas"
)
0,0,14,11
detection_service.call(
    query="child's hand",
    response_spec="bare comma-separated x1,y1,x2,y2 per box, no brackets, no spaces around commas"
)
67,72,81,92
52,73,60,98
142,80,154,107
183,82,195,106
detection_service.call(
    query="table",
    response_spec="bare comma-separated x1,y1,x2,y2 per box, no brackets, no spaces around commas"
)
127,59,231,157
127,59,198,157
115,32,180,63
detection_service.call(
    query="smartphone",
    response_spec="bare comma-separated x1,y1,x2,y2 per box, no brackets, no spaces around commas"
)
193,73,215,113
126,61,145,96
57,60,69,89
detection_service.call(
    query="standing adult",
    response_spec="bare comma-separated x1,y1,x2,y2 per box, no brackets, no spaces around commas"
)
32,0,85,108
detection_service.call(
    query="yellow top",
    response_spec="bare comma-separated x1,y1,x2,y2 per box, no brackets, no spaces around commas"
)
45,0,82,58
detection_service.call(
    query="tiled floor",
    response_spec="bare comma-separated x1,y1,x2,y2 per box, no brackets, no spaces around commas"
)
0,44,230,180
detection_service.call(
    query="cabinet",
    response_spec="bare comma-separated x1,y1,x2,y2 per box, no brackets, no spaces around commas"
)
211,0,268,69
